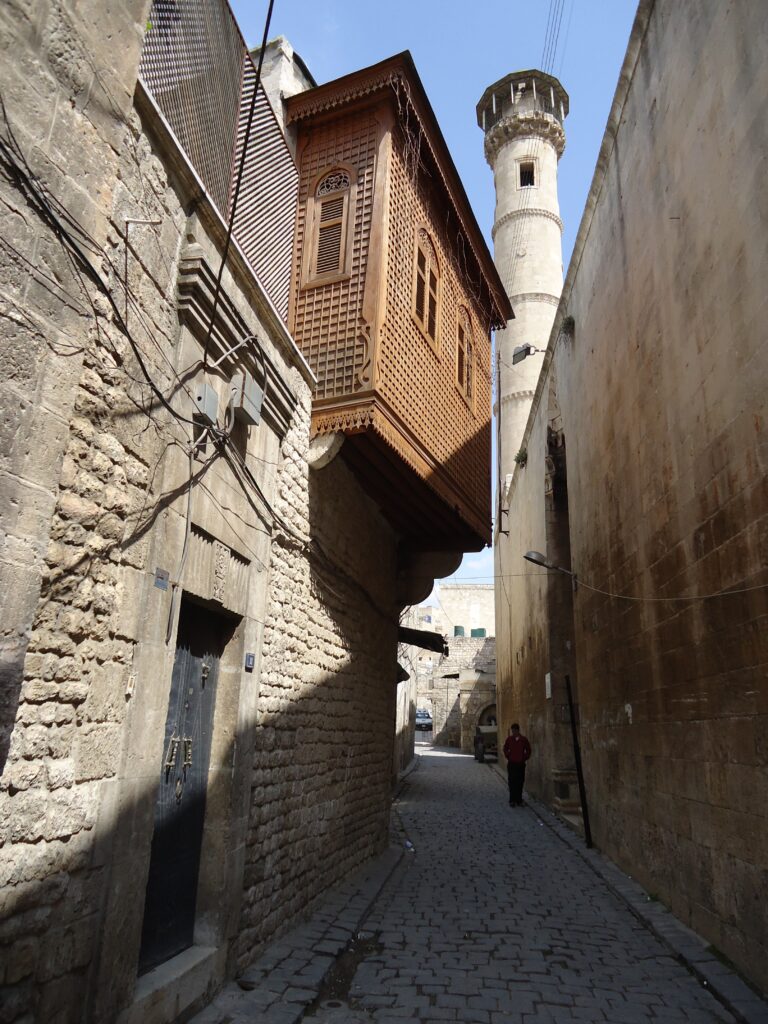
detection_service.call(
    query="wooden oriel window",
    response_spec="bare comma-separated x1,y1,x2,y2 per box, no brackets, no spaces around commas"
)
308,169,352,281
413,228,440,347
457,309,474,405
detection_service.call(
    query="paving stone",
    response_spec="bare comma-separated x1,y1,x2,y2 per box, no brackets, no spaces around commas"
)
191,749,767,1024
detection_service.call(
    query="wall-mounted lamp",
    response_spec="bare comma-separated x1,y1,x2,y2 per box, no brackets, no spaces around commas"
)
512,343,542,365
523,550,577,589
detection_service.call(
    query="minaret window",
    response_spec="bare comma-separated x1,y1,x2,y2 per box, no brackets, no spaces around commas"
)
307,168,353,281
457,309,474,406
413,228,440,347
520,162,535,187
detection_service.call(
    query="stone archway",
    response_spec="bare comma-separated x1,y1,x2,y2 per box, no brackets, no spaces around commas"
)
477,702,497,728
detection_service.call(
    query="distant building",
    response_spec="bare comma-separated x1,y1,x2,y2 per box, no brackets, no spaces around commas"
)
401,584,496,749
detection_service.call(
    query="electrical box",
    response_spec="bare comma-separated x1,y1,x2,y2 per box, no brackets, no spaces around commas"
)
194,382,219,425
231,371,264,427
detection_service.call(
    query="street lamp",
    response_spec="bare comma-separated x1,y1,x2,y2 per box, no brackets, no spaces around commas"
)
523,550,577,589
512,343,542,365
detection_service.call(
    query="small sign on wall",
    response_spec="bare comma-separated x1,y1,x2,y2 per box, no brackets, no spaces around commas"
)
545,672,552,699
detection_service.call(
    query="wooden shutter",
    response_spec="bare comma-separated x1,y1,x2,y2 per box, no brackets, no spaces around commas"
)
427,270,438,340
315,195,345,275
457,325,465,388
415,248,426,323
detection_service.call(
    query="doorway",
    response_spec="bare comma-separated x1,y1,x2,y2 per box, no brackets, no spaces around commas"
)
138,598,235,974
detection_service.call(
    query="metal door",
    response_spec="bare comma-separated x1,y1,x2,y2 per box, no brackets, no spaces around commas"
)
138,600,225,974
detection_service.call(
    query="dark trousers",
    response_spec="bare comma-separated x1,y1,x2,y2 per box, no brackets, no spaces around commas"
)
507,762,526,804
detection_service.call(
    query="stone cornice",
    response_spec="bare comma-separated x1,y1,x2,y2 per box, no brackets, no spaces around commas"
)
500,389,536,405
176,245,298,438
484,111,565,165
507,291,561,308
492,207,564,239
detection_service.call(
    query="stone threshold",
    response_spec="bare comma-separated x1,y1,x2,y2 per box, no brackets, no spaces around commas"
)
487,762,768,1024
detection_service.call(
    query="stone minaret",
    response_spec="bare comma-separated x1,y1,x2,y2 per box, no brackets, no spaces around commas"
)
476,71,568,481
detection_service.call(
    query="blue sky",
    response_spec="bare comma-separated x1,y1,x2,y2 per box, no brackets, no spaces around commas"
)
231,0,638,593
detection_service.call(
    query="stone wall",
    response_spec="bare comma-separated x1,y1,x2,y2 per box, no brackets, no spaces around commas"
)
0,0,150,779
0,8,401,1022
237,438,398,964
497,0,768,994
438,583,495,637
419,637,496,749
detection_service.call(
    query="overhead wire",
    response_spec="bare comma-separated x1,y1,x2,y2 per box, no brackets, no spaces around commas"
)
201,0,276,370
436,572,768,603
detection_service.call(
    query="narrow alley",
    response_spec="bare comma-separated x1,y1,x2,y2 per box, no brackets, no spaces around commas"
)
194,749,765,1024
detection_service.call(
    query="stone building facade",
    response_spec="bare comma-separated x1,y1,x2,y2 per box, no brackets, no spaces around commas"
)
422,636,496,751
492,0,768,995
401,584,496,753
0,4,507,1021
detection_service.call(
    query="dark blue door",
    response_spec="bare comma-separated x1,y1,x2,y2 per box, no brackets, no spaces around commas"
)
138,600,226,974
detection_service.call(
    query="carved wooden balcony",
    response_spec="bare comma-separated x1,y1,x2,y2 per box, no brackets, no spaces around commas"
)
286,54,512,552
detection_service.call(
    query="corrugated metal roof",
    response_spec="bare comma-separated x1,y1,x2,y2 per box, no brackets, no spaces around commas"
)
230,57,298,323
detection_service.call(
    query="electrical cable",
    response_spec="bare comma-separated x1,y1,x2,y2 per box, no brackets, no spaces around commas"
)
202,0,275,370
0,102,199,431
431,572,768,603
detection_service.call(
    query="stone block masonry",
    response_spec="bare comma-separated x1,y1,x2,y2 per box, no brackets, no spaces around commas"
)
418,636,496,749
237,417,399,966
495,0,768,996
0,4,406,1021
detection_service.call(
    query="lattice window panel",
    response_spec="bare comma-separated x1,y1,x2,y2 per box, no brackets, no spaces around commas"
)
139,0,244,214
140,1,298,321
292,113,379,399
378,132,492,513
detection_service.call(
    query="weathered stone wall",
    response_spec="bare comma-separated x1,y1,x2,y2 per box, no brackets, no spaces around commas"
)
419,637,496,748
0,0,150,777
438,583,495,637
497,0,768,993
0,1,152,1018
393,672,417,778
0,9,400,1022
237,433,398,964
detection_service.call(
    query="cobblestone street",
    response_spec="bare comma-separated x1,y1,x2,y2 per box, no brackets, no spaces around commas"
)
195,749,768,1024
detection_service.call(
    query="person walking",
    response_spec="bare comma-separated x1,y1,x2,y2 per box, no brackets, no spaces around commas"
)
503,723,531,806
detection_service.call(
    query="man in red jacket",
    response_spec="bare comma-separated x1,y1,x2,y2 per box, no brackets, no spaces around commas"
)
503,723,531,806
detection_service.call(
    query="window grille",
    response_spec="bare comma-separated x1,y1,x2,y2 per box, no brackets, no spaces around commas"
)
414,229,439,346
317,171,350,196
457,308,474,404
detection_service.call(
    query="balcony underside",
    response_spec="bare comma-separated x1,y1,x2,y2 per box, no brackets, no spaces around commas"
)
312,398,490,552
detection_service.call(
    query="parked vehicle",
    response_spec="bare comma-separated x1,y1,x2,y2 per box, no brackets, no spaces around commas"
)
474,724,498,762
415,709,433,731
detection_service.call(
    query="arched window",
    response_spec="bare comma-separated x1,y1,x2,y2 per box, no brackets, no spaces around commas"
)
308,169,352,280
413,228,440,347
457,308,474,405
